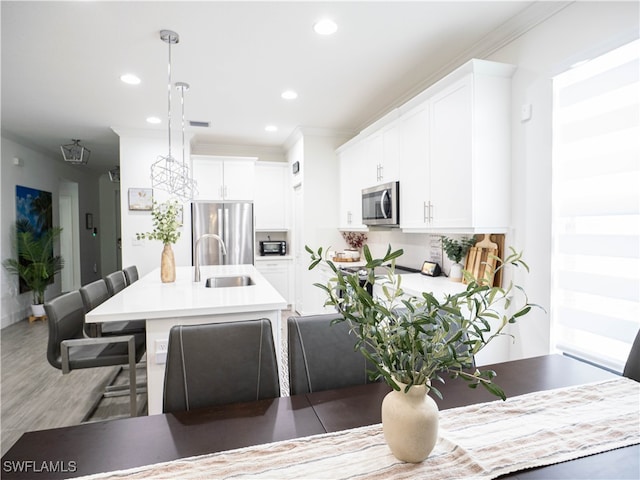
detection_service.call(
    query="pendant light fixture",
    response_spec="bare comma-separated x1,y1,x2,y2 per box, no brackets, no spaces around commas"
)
150,29,196,201
61,139,90,165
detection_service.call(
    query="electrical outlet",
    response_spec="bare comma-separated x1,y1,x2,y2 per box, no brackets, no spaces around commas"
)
155,339,168,364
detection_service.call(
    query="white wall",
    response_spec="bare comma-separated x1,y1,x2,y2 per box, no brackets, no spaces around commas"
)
115,129,194,278
287,130,346,315
1,134,102,328
487,0,639,361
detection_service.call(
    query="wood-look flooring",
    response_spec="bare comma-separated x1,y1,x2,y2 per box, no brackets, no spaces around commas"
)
1,310,294,457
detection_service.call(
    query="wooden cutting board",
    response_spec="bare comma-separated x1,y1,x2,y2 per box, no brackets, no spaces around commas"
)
464,234,500,286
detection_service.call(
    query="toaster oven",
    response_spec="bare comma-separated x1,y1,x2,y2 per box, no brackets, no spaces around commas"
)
259,240,287,256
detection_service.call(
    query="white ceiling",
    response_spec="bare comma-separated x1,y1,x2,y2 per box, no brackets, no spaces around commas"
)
2,1,553,174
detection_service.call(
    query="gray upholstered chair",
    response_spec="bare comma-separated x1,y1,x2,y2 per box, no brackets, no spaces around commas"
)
44,291,146,417
123,265,139,286
623,329,640,382
79,279,145,337
288,314,379,395
104,271,127,296
79,279,110,312
163,319,280,413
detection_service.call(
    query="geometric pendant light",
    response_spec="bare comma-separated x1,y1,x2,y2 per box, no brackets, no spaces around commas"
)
60,139,90,165
150,29,196,201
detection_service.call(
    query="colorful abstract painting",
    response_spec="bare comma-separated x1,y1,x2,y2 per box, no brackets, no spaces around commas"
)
15,185,53,293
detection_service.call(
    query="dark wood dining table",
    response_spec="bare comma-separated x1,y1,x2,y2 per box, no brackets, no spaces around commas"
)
2,354,638,479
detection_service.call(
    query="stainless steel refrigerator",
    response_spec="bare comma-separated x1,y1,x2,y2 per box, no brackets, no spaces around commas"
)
191,201,254,266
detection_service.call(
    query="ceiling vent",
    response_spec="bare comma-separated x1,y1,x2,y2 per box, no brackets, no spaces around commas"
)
189,120,210,128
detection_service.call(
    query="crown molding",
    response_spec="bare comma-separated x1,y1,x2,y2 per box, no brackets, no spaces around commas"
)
358,1,574,131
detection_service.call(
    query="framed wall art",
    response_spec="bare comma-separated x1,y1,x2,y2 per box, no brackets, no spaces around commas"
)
128,188,153,211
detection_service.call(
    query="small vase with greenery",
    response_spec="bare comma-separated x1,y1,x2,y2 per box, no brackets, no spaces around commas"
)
442,236,475,282
136,200,182,283
3,220,64,315
307,244,538,462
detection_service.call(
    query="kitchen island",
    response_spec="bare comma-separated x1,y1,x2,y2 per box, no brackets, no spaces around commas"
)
85,264,287,414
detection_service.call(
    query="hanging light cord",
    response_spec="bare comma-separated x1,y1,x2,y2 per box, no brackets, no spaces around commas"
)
166,36,173,159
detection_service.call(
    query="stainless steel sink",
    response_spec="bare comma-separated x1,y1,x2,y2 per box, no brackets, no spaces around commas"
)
205,275,255,288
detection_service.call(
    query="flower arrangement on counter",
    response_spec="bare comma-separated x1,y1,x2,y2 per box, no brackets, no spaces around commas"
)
136,200,182,245
342,231,367,250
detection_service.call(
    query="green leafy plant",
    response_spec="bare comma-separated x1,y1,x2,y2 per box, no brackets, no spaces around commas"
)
307,244,539,400
136,200,182,245
3,220,64,305
442,236,476,264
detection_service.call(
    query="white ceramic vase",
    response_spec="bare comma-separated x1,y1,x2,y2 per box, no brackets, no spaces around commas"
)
31,303,46,318
381,381,439,463
449,262,463,282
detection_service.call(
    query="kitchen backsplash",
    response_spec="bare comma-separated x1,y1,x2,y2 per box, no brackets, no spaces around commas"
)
352,230,476,276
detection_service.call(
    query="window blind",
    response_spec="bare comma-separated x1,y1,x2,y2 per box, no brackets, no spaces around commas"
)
551,39,640,372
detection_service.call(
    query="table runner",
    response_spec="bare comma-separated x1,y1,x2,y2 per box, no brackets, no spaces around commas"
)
77,377,640,480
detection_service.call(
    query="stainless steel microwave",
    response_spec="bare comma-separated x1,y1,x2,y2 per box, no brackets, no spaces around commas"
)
362,181,399,227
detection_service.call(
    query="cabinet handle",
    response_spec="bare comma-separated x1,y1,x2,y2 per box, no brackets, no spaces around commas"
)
423,201,428,223
347,211,352,224
224,185,228,198
429,202,434,223
379,164,383,181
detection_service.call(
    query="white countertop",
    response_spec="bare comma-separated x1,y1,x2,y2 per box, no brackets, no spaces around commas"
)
85,264,287,323
331,262,466,300
397,273,466,299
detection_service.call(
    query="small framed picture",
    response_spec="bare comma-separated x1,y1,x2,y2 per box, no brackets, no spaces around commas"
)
85,213,93,229
128,188,153,211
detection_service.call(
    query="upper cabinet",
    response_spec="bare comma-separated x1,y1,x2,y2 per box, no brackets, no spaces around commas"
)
342,59,516,233
192,155,256,201
362,122,400,187
338,141,367,230
254,162,290,230
398,103,430,230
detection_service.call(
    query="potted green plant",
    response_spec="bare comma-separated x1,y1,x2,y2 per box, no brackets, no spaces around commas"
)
442,235,476,282
307,244,537,463
3,219,64,317
136,200,182,283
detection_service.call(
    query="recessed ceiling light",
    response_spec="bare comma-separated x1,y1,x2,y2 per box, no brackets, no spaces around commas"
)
281,90,298,100
265,125,278,132
120,73,141,85
146,116,161,124
314,19,338,36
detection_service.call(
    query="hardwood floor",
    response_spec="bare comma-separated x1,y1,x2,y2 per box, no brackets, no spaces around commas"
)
1,318,138,456
1,310,295,456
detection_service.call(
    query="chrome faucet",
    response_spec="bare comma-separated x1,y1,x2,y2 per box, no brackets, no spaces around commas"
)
194,234,227,282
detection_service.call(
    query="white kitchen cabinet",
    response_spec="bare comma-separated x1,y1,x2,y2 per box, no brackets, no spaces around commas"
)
192,156,256,201
255,257,292,305
428,71,511,231
363,123,400,187
338,142,367,230
255,162,289,230
399,103,430,230
398,59,514,233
